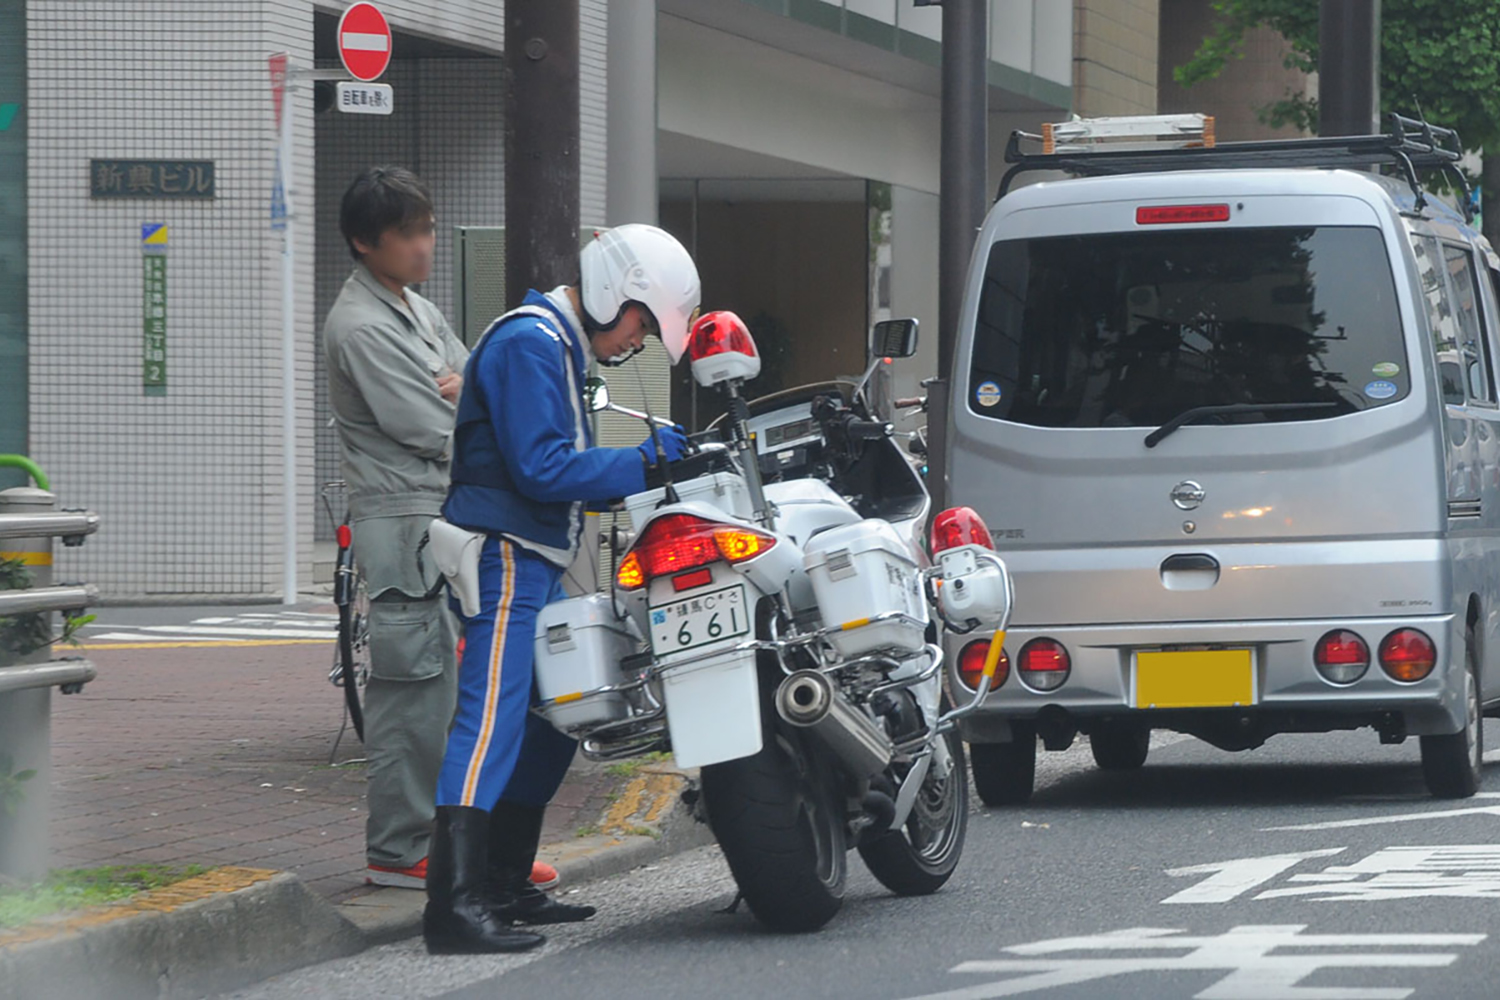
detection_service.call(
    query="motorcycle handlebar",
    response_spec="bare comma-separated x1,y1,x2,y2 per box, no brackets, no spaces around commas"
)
893,397,925,409
845,418,894,441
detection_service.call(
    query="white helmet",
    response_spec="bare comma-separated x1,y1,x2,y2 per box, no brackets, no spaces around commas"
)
579,224,701,363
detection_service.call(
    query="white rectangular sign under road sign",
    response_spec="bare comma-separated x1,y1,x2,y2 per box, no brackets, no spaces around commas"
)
335,81,393,115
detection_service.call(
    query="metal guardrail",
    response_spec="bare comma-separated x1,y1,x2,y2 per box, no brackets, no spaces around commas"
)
0,584,99,617
0,511,100,543
0,659,96,696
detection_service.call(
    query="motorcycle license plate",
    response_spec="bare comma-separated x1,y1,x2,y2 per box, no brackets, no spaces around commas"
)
649,584,750,654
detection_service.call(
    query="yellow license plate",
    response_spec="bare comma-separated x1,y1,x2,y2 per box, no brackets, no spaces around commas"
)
1134,649,1254,709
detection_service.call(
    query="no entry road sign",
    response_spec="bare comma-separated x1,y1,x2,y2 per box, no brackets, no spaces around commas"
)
337,3,392,82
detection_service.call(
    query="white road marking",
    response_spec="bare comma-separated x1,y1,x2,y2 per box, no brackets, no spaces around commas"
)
1162,849,1346,904
1263,797,1500,832
905,925,1486,1000
84,612,338,644
134,624,335,640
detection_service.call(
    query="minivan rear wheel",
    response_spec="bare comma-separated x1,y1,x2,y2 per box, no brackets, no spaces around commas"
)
969,724,1036,806
1419,636,1483,799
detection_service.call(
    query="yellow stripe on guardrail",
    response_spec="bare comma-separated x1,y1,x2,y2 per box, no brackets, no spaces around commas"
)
0,551,53,566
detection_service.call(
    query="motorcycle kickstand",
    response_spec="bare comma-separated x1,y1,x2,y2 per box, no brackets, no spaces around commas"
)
716,890,745,915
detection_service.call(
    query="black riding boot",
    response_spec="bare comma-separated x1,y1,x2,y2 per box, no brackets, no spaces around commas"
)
489,800,597,924
424,806,547,954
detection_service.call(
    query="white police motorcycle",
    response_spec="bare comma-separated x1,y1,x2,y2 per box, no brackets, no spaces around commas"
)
528,315,1013,933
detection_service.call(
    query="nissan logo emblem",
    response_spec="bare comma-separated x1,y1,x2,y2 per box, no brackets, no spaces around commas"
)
1171,481,1206,511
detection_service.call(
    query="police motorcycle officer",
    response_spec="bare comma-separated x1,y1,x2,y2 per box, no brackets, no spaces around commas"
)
424,225,702,955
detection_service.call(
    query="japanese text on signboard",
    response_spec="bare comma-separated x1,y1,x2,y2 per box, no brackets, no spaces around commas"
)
92,159,215,199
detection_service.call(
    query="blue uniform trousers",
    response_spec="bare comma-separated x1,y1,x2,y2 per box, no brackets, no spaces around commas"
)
436,537,578,810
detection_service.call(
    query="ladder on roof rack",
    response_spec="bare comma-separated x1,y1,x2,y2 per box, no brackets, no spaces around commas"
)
998,112,1472,222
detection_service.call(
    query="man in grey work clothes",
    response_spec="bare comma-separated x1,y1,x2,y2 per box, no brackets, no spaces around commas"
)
324,166,468,888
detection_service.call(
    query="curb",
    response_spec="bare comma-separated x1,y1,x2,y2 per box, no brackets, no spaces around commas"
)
0,869,363,1000
1,772,713,998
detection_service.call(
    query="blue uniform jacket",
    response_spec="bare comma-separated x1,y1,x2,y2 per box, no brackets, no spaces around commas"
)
442,289,646,560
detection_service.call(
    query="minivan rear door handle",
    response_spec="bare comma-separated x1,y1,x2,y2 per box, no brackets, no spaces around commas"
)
1161,554,1219,573
1160,553,1221,591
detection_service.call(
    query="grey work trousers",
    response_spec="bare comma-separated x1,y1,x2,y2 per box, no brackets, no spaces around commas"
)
355,514,459,868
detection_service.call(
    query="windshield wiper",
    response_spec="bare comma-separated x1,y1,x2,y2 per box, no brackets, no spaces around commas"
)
1143,402,1341,449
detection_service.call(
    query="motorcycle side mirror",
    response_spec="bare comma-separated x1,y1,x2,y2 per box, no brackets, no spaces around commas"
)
584,376,611,413
872,319,919,359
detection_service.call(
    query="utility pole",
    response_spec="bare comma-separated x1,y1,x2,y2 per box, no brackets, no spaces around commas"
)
927,0,988,514
1317,0,1380,137
505,0,580,309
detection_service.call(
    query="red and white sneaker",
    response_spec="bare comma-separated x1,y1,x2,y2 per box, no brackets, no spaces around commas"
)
366,857,427,889
530,861,560,892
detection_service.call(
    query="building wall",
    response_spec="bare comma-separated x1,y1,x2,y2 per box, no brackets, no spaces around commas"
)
1072,0,1160,116
1157,0,1310,140
27,0,317,598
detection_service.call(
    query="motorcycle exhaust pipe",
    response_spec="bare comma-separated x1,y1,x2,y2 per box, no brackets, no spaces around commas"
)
775,670,894,778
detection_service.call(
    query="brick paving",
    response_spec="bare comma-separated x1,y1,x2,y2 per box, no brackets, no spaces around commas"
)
46,628,622,903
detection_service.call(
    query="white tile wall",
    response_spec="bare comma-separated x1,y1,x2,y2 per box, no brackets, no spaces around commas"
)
27,0,315,598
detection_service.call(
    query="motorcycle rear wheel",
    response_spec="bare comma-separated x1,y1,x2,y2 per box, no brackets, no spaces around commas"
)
701,658,848,933
858,698,969,896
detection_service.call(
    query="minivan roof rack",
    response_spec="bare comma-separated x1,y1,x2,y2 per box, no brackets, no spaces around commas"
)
998,112,1472,222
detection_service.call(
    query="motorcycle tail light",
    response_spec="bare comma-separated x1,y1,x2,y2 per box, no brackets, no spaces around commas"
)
958,637,1008,691
615,514,776,590
930,506,995,554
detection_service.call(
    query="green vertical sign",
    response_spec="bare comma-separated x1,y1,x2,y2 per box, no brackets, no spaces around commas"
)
142,230,167,395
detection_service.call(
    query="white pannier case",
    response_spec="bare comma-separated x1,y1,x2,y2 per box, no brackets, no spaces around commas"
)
532,594,642,733
803,519,928,658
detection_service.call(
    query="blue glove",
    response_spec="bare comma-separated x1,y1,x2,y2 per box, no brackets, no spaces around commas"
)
638,425,689,466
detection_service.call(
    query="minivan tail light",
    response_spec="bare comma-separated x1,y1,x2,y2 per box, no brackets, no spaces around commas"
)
930,506,995,554
1136,204,1231,225
1379,629,1437,682
615,514,776,591
1017,638,1070,692
1314,629,1370,684
959,637,1008,691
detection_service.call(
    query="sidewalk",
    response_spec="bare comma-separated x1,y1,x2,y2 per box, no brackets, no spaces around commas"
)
46,608,629,904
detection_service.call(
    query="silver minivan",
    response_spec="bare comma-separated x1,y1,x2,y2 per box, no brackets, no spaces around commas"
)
945,118,1497,801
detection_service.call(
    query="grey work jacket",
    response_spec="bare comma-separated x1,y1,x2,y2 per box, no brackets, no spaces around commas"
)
325,264,470,524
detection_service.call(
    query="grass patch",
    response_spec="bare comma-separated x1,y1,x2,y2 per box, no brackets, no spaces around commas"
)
603,751,673,780
0,864,209,929
575,824,601,838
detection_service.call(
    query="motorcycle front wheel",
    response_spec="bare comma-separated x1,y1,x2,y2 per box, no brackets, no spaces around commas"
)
857,697,969,896
701,658,848,933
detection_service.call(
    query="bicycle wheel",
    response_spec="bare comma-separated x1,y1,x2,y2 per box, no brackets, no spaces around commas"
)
332,523,368,742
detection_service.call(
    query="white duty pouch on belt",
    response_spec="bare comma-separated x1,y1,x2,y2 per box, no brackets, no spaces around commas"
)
427,518,486,618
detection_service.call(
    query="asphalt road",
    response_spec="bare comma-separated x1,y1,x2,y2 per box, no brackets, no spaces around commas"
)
227,727,1500,1000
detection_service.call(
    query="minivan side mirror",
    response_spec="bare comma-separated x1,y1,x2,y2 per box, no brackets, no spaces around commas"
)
584,375,611,413
872,319,919,359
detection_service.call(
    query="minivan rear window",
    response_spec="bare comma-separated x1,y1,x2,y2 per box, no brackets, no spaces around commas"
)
968,226,1408,428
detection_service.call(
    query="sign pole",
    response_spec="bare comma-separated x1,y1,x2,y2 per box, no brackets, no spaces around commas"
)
273,55,298,605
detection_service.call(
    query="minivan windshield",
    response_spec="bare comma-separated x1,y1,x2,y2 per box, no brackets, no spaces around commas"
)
968,226,1408,429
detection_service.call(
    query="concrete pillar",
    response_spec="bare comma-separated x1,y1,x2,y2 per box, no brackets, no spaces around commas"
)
605,0,658,226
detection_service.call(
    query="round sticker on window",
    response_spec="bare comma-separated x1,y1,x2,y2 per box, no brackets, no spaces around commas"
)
975,381,1002,407
1364,380,1399,400
1372,362,1401,378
